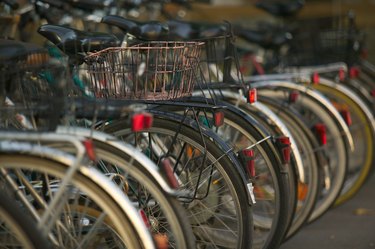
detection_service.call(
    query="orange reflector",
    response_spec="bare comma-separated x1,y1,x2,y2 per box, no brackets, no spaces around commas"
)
213,110,224,127
349,66,360,78
132,113,153,132
153,233,169,249
248,88,257,103
311,72,320,84
82,139,96,162
253,185,265,199
288,90,299,103
161,158,179,189
314,123,327,145
298,181,308,201
276,136,291,164
340,110,352,126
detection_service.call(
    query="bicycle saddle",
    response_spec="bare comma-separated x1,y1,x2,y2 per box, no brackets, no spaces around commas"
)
37,24,120,56
37,0,115,11
234,26,292,49
167,19,227,40
68,0,115,11
0,39,46,65
101,15,169,40
255,0,305,18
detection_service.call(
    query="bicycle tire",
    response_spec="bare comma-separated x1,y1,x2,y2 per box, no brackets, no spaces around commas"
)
0,191,51,249
212,105,293,249
104,112,254,249
0,150,152,249
312,80,375,205
149,100,293,249
259,96,321,239
254,83,349,222
92,140,197,249
50,127,196,249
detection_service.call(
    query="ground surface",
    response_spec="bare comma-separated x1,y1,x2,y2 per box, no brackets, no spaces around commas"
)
280,171,375,249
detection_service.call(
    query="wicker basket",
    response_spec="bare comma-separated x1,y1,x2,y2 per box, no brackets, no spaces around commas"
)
84,41,203,100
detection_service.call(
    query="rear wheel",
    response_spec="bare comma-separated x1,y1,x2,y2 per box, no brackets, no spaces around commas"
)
0,153,149,249
0,191,51,249
258,87,348,222
105,114,253,249
312,82,375,205
260,96,321,238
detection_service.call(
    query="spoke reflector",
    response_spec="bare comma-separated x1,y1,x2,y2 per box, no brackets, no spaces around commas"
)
311,72,320,84
161,158,179,189
313,123,327,145
248,88,257,103
82,139,96,162
276,136,291,164
349,66,360,78
241,149,256,178
339,68,346,82
288,90,299,103
139,209,151,229
340,110,352,126
214,110,224,127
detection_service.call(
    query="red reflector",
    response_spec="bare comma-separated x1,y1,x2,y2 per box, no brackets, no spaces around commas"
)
349,67,360,78
139,209,151,229
276,136,291,164
143,114,153,129
132,113,153,132
248,88,257,103
288,90,299,103
311,72,320,84
314,123,327,145
242,149,255,178
340,110,352,126
82,139,96,162
161,158,179,189
213,110,224,127
370,89,375,97
339,68,346,82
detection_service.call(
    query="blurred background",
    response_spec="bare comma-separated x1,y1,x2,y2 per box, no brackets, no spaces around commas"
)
5,0,375,64
165,0,375,64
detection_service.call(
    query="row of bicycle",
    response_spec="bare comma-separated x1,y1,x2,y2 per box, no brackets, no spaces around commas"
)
1,0,375,249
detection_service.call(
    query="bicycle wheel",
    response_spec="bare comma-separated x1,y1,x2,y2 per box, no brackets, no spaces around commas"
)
346,77,375,114
104,111,254,249
254,81,349,222
94,144,196,249
0,145,154,249
259,96,321,238
312,79,375,205
151,97,293,249
206,105,293,249
200,90,317,240
51,127,196,249
0,191,51,249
